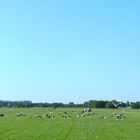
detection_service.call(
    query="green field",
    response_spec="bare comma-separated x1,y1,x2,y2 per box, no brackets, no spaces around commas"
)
0,108,140,140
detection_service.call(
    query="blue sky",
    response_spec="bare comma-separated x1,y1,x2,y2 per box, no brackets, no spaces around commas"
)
0,0,140,103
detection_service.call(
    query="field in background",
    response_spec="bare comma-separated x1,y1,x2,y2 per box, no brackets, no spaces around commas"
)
0,108,140,140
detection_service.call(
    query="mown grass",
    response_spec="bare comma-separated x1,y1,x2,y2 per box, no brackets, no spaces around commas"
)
0,108,140,140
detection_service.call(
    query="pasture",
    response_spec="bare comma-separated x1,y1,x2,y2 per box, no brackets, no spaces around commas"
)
0,108,140,140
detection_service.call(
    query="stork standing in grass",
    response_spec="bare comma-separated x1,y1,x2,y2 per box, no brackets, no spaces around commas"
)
0,113,4,117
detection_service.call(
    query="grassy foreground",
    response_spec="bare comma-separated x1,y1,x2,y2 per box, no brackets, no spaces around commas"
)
0,108,140,140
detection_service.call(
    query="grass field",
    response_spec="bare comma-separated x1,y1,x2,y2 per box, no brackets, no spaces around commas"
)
0,108,140,140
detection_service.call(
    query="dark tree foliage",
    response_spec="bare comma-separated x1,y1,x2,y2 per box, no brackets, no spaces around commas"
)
0,100,139,109
105,101,115,108
131,102,140,109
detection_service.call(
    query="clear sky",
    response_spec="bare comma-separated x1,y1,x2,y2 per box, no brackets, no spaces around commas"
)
0,0,140,103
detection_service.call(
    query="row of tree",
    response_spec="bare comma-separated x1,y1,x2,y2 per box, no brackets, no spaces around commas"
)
0,100,140,109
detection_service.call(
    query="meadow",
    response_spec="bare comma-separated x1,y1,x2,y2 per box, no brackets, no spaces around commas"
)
0,108,140,140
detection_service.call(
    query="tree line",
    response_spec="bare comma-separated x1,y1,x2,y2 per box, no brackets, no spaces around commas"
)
0,100,140,109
